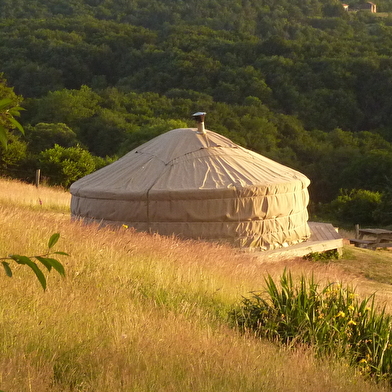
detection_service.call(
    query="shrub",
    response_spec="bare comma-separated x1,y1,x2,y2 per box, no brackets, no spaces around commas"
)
303,249,340,262
373,181,392,226
39,144,96,187
329,189,382,225
230,270,392,382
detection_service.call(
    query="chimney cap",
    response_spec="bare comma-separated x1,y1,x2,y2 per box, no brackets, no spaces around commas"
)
192,112,207,134
192,112,206,121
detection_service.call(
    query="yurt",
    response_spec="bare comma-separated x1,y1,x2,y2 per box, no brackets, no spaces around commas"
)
70,113,311,249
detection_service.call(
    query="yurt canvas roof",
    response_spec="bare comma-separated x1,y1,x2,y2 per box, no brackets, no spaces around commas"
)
70,127,311,249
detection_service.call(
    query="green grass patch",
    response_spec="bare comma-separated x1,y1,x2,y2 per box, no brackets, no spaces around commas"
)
335,246,392,285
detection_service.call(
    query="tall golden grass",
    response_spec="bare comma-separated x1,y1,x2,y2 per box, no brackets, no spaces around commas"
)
0,178,391,391
0,178,70,213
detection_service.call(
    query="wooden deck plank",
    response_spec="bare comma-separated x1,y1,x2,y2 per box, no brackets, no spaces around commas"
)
251,222,344,261
308,224,323,241
262,238,344,261
322,224,338,239
316,225,329,240
308,222,341,241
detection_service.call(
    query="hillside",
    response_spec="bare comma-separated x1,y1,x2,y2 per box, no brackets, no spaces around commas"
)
1,178,392,391
2,0,392,223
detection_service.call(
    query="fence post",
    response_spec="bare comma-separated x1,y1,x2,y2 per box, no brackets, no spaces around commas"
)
35,169,40,188
355,224,360,239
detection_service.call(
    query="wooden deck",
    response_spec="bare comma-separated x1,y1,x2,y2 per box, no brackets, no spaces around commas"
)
256,222,344,261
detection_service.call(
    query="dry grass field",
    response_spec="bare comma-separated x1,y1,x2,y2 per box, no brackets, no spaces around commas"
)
1,178,392,391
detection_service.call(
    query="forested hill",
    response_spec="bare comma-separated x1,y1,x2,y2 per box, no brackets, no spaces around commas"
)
2,0,392,225
2,0,392,25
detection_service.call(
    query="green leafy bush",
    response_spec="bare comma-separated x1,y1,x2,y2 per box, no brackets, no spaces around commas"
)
328,189,382,225
373,181,392,226
230,270,392,382
39,144,96,187
303,249,340,262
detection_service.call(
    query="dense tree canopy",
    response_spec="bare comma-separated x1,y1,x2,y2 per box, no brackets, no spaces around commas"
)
2,0,392,224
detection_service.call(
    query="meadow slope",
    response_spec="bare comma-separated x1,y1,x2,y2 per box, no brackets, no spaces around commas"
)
1,178,392,392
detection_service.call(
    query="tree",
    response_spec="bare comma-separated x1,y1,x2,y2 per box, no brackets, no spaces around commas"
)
119,118,188,154
0,132,27,174
25,86,102,129
0,78,66,291
25,122,78,154
340,150,392,192
0,75,25,149
0,77,28,177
